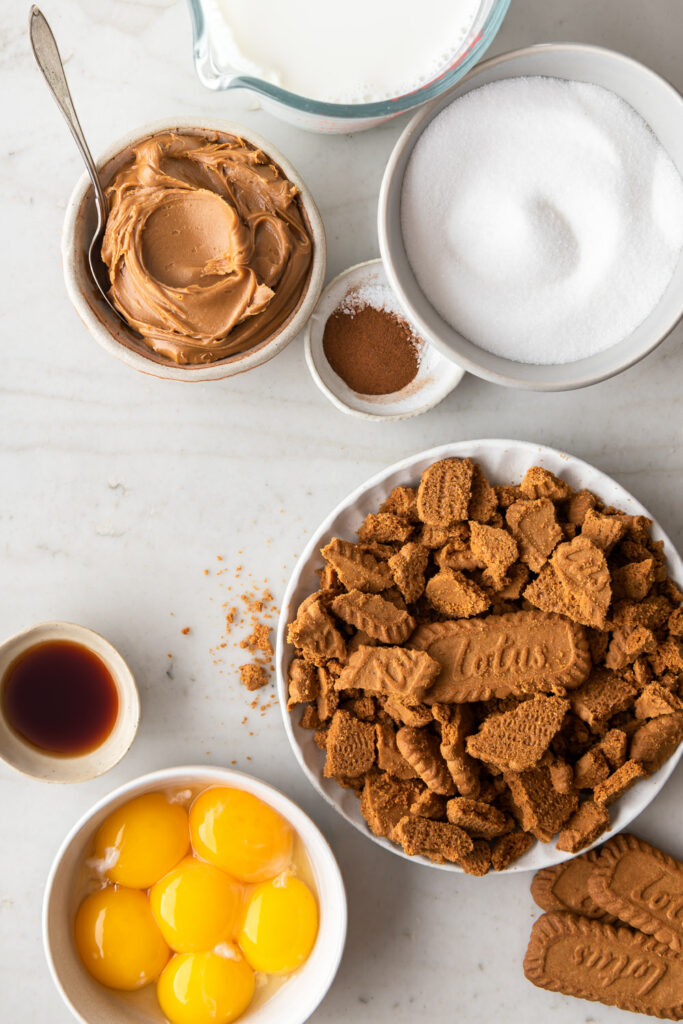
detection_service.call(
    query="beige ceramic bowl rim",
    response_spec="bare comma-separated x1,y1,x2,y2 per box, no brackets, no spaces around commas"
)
275,438,683,872
43,765,347,1024
62,116,327,382
304,258,465,421
378,42,683,391
0,620,139,783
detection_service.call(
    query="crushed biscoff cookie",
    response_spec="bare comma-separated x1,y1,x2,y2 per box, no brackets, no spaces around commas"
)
207,562,279,708
239,664,269,691
286,457,683,872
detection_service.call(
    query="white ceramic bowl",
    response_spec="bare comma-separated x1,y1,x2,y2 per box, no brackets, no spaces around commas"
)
44,766,347,1024
275,438,683,872
379,44,683,391
0,621,139,783
305,259,464,420
62,117,326,382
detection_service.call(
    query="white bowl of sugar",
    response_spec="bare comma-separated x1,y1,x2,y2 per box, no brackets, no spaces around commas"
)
379,44,683,391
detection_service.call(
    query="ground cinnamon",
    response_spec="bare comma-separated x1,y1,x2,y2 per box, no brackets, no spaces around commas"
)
322,303,420,395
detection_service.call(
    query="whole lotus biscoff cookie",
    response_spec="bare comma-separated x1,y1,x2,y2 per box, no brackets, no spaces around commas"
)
411,612,591,703
531,849,616,921
587,834,683,954
524,912,683,1019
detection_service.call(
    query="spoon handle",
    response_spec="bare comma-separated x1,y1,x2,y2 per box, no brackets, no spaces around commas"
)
28,5,108,228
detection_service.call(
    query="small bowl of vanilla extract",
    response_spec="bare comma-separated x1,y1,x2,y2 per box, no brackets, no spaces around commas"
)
0,622,139,782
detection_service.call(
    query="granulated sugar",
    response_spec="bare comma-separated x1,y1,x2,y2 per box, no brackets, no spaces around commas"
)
401,77,683,364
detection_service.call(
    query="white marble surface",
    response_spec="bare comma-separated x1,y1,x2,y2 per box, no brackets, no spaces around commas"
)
1,1,682,1022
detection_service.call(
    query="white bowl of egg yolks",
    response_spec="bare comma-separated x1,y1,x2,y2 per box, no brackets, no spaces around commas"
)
43,766,347,1024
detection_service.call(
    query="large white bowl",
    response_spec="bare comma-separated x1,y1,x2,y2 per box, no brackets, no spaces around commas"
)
62,118,326,382
275,439,683,873
378,45,683,391
44,766,347,1024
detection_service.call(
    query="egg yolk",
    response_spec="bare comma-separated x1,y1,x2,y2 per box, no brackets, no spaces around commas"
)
189,788,293,884
238,875,318,975
93,792,190,889
150,856,242,953
74,886,170,990
157,950,255,1024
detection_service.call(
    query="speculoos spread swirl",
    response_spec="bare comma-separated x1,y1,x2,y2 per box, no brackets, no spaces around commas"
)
101,131,313,364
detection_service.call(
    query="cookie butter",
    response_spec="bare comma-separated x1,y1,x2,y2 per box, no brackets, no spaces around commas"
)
101,131,312,364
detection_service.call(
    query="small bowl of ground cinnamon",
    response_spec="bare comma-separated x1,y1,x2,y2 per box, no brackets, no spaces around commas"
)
305,259,463,420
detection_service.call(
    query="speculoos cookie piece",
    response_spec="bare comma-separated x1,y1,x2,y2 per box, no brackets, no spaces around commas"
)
635,683,683,720
491,831,534,871
630,712,683,772
388,542,429,603
520,466,572,502
410,788,447,819
396,726,456,795
573,747,611,789
394,814,473,864
612,559,656,602
425,569,491,619
580,508,627,553
375,722,418,780
593,760,646,806
445,797,512,839
332,589,416,644
506,765,579,842
358,512,413,545
323,709,375,779
466,695,569,772
506,498,563,572
467,464,498,523
336,645,439,702
287,658,318,709
525,535,612,630
379,485,420,521
321,537,393,593
599,728,628,769
459,839,492,876
360,773,420,839
469,521,518,588
570,668,637,732
416,457,474,527
288,596,346,666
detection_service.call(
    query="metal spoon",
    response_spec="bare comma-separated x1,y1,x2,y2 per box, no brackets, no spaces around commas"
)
29,5,127,327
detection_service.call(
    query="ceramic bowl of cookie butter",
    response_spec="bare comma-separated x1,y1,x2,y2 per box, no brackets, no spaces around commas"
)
62,118,326,381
